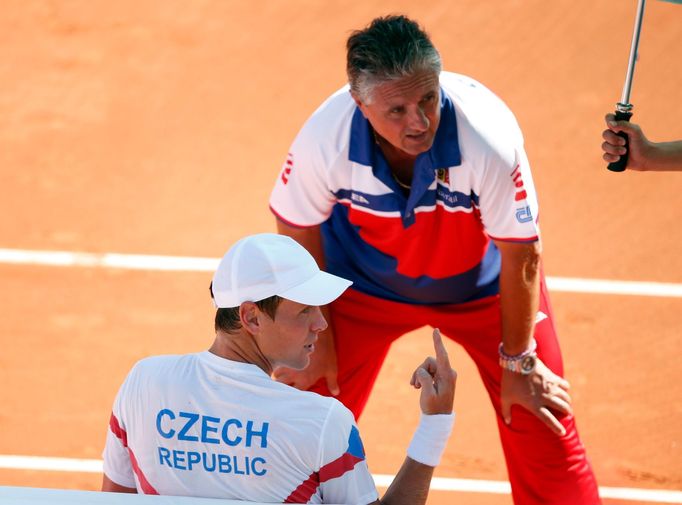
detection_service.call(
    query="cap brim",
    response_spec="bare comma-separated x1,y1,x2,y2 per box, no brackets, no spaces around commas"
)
279,271,352,306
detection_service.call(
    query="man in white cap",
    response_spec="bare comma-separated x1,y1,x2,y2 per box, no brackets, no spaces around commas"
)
102,233,456,504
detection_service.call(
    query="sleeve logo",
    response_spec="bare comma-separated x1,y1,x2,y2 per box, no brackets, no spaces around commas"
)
510,164,527,201
281,153,294,185
515,206,533,223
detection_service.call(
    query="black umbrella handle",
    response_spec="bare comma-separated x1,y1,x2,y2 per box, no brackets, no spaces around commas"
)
607,109,634,172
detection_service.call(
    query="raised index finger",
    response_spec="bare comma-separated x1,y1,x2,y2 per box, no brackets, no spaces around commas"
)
432,328,451,368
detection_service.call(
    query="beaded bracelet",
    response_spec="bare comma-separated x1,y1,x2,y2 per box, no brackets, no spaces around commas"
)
498,337,537,361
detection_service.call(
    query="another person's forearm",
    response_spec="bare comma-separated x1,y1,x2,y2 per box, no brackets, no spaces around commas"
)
644,141,682,172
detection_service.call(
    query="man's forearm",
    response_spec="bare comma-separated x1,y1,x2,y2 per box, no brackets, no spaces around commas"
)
646,140,682,172
495,240,541,355
377,457,434,505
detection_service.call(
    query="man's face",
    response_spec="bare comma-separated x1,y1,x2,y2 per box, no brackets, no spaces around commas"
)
354,70,441,157
256,299,327,370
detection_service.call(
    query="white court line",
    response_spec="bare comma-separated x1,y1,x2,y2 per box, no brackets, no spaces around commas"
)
545,277,682,298
0,456,680,503
0,249,219,272
0,248,681,297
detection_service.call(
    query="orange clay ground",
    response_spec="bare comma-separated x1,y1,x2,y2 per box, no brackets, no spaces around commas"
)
0,2,681,504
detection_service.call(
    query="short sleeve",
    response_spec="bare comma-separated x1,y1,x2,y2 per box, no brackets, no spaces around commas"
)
102,371,137,489
269,114,338,228
317,401,379,504
478,146,540,242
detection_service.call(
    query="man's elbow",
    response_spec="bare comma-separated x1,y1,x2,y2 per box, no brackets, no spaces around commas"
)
526,240,542,267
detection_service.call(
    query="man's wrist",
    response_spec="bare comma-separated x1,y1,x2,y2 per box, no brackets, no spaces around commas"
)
499,338,537,375
407,413,455,467
499,337,536,359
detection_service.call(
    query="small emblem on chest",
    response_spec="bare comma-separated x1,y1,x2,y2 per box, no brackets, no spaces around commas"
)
437,168,450,185
351,193,370,205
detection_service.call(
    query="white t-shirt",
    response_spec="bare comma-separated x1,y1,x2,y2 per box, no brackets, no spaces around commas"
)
103,352,378,504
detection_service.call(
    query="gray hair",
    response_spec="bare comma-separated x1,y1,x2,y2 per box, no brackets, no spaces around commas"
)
346,15,442,103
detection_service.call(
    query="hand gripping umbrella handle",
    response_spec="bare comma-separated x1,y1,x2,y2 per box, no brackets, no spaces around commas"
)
607,0,646,173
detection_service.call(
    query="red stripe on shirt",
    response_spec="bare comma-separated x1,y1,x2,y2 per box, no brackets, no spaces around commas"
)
109,413,159,495
319,452,363,482
127,447,159,495
109,413,128,447
284,472,319,503
283,451,363,503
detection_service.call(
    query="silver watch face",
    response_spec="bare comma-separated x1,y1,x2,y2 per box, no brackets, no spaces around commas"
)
520,355,537,374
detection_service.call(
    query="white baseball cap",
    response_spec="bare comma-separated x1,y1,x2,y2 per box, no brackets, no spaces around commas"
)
212,233,352,308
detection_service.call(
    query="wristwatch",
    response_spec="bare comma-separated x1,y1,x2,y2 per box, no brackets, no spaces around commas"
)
499,353,537,375
498,340,538,375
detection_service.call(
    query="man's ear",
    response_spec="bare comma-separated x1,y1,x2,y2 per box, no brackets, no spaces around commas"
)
239,302,260,334
349,90,367,115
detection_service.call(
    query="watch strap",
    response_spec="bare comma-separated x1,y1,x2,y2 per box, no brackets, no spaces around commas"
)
498,338,538,375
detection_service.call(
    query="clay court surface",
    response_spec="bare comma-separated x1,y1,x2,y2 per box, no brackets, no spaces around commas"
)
0,1,681,504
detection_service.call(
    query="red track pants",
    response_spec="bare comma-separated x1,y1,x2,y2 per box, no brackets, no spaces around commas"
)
308,279,601,505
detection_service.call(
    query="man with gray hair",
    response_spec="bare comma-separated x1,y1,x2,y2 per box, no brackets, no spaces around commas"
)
270,15,600,505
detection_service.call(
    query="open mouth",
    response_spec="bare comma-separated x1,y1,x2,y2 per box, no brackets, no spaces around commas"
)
406,132,428,142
